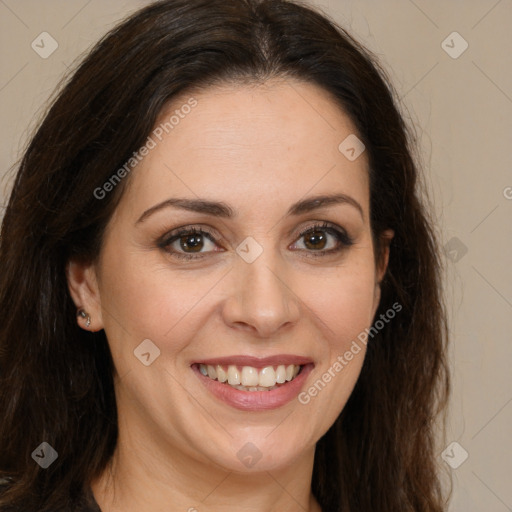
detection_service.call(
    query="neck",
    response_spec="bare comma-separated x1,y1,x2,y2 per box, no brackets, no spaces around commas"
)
91,420,322,512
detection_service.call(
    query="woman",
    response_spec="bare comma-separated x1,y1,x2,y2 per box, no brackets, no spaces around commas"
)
0,0,450,510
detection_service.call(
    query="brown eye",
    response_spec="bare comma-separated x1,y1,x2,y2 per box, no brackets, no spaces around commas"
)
159,227,220,260
178,233,205,253
303,230,328,250
292,222,354,257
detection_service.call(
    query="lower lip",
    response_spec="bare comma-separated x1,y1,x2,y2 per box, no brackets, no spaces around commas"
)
192,364,314,411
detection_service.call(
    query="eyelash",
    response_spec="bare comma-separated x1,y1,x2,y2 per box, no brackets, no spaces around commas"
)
158,221,354,261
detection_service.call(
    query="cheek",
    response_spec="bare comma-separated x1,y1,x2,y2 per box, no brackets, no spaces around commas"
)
297,255,378,343
99,232,378,345
97,237,234,369
292,254,376,422
96,238,188,356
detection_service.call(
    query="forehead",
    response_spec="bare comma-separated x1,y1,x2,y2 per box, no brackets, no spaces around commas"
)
120,79,369,218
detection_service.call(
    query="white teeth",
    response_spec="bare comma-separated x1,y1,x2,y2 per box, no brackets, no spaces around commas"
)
276,365,286,383
216,365,227,383
227,365,240,385
241,366,259,387
258,366,276,387
198,363,303,390
235,384,278,392
207,365,217,379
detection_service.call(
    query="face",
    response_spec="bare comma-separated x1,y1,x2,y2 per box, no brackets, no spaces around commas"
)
68,79,391,473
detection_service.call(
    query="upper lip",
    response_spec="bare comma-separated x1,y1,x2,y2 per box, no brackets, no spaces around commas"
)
193,355,313,368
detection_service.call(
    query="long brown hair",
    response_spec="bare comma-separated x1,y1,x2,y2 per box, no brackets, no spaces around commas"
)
0,0,450,510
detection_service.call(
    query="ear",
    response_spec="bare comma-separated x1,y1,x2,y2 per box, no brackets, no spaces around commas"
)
371,229,394,318
66,259,104,332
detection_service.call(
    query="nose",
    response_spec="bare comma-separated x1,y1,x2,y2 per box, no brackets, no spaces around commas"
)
221,250,301,338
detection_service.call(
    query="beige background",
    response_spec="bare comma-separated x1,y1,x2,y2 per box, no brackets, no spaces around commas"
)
1,1,511,510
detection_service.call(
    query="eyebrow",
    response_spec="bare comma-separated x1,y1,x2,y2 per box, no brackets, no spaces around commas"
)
136,192,364,224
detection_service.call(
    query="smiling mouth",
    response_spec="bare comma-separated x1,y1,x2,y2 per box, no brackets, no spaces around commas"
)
196,363,302,391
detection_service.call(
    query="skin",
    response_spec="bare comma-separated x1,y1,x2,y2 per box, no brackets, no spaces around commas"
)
67,78,392,512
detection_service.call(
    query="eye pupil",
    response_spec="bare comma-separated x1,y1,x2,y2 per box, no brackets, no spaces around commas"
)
304,231,326,250
180,234,204,252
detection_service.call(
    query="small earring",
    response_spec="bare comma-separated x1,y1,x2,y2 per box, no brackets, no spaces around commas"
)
77,309,91,328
